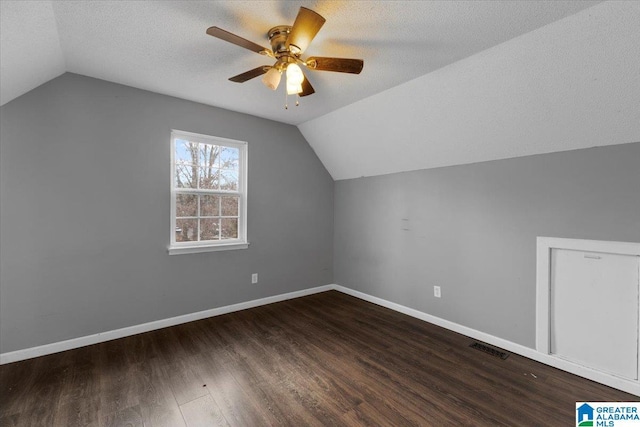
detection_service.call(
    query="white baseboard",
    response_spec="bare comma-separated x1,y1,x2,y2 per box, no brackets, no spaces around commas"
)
334,285,640,397
0,284,334,365
2,283,638,396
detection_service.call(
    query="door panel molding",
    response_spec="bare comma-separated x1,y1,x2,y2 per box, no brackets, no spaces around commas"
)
537,237,640,382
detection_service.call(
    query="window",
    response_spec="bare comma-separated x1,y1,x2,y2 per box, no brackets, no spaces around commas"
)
169,130,248,255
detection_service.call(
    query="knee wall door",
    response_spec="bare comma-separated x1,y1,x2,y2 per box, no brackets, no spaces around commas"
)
550,248,639,380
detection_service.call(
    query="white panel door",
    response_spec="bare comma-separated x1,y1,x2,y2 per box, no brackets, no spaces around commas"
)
550,249,639,380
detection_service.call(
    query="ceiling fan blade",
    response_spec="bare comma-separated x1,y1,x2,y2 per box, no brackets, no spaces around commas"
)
229,66,269,83
286,7,326,54
306,57,364,74
206,26,270,54
300,73,315,97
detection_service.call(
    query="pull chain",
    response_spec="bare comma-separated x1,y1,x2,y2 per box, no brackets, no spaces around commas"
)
283,91,301,109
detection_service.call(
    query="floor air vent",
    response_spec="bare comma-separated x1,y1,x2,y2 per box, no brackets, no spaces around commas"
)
469,342,509,360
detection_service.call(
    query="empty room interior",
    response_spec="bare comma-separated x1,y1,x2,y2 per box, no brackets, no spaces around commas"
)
1,1,640,426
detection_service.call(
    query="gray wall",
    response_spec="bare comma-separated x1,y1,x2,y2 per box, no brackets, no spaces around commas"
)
0,73,334,353
334,143,640,348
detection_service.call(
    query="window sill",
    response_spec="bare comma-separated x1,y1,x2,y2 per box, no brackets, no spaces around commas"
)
168,241,249,255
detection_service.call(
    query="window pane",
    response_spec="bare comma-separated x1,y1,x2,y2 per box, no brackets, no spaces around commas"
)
221,218,238,240
220,170,238,191
199,167,219,190
199,143,220,170
175,219,197,242
176,139,198,166
220,147,239,170
221,196,239,216
201,195,220,216
175,163,197,188
200,218,220,241
175,194,197,217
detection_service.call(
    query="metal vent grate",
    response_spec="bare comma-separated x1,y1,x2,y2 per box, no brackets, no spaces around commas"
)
469,342,509,360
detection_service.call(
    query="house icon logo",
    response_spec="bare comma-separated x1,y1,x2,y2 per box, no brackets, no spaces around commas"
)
577,403,594,426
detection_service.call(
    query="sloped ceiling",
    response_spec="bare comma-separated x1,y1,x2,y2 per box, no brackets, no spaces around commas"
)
0,1,65,106
2,1,599,123
2,1,638,180
300,1,640,180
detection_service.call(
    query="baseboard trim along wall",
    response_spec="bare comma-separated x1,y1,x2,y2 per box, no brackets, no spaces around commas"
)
332,285,640,397
0,285,334,365
2,284,637,396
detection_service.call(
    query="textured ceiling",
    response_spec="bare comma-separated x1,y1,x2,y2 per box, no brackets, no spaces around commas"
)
300,1,640,179
0,1,65,106
1,0,601,125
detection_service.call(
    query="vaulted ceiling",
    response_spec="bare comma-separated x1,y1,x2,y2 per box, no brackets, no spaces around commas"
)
2,1,639,180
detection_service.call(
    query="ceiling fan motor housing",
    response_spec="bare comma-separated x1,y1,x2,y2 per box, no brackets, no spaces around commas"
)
268,26,294,56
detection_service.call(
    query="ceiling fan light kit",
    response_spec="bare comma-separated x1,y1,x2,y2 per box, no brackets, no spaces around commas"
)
206,7,363,108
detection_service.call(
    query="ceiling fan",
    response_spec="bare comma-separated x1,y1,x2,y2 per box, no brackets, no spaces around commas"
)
206,7,364,101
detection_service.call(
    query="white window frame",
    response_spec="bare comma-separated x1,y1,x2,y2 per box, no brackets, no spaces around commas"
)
168,130,248,255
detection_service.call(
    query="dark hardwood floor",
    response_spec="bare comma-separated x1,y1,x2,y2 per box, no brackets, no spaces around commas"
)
1,290,636,426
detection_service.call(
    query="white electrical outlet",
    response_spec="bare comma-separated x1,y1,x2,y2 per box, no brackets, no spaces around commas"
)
251,273,258,284
434,286,441,298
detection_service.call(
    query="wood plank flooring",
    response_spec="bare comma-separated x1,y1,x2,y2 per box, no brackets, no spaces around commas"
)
1,290,637,426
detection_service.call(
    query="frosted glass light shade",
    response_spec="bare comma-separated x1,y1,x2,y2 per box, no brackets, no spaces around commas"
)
286,63,304,85
286,82,303,95
285,63,304,95
261,68,281,90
